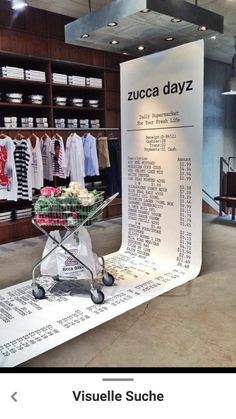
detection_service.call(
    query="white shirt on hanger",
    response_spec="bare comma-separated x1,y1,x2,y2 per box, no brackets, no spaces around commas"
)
66,133,85,187
40,134,53,181
27,136,44,190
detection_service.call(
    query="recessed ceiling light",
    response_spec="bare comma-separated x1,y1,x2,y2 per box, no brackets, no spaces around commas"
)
137,45,145,51
123,52,128,55
198,26,207,31
209,35,216,40
140,8,150,13
81,33,89,38
12,0,28,10
165,37,175,41
171,18,182,23
107,22,118,27
110,40,119,45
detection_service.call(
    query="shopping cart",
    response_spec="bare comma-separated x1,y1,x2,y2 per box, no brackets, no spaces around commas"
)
31,191,119,304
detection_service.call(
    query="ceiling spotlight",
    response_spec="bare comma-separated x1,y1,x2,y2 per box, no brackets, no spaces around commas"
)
81,33,89,38
123,52,128,55
209,35,216,40
11,0,28,10
140,8,150,13
171,18,182,23
222,36,236,95
198,26,207,31
165,37,175,41
137,45,145,51
110,40,119,45
107,22,118,27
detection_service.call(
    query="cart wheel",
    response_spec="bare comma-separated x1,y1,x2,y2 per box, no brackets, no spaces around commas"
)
90,289,104,305
102,271,115,287
32,284,45,300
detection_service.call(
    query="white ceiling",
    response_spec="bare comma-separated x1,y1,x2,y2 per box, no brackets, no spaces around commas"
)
27,0,236,64
28,0,110,18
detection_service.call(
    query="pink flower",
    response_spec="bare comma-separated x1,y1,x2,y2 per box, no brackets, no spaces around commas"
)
40,187,60,197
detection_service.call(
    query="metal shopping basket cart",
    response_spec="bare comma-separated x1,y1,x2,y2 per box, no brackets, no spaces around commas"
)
31,190,119,304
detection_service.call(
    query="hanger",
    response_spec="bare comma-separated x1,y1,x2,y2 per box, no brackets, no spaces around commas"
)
97,134,108,141
29,132,38,147
15,132,24,140
29,132,38,139
97,130,105,138
41,132,48,140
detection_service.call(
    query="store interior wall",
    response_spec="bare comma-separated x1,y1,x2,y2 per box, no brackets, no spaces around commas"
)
203,58,236,209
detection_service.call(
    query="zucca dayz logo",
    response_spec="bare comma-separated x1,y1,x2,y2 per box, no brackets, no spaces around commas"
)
128,80,193,101
65,249,79,266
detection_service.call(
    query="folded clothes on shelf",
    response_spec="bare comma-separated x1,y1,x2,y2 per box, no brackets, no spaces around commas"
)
21,117,34,122
67,118,78,128
90,119,100,128
6,93,23,103
86,99,100,108
36,117,48,128
4,116,18,128
0,211,12,223
21,117,34,128
22,123,34,128
79,118,89,128
1,66,24,79
68,76,86,87
4,117,17,121
15,207,33,219
37,124,49,128
86,77,103,88
55,118,66,128
54,96,67,106
52,73,68,84
70,98,84,107
28,94,44,104
68,75,86,86
25,70,46,82
36,118,48,123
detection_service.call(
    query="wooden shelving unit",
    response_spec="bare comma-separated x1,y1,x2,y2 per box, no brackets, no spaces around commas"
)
0,50,122,244
0,0,128,244
0,51,118,129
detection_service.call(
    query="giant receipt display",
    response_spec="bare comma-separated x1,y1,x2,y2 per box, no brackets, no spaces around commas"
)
0,41,203,367
106,39,203,279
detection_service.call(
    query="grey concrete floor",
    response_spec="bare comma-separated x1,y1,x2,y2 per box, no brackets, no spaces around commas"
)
0,214,236,367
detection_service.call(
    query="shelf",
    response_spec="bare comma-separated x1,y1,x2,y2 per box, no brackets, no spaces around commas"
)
105,88,120,92
52,83,104,91
0,77,49,85
53,106,104,111
0,216,40,245
0,217,32,229
0,102,50,108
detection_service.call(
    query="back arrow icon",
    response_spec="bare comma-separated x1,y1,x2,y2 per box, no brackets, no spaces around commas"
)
11,392,17,402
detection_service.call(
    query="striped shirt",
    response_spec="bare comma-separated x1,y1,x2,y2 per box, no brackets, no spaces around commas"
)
51,136,66,178
14,138,32,200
